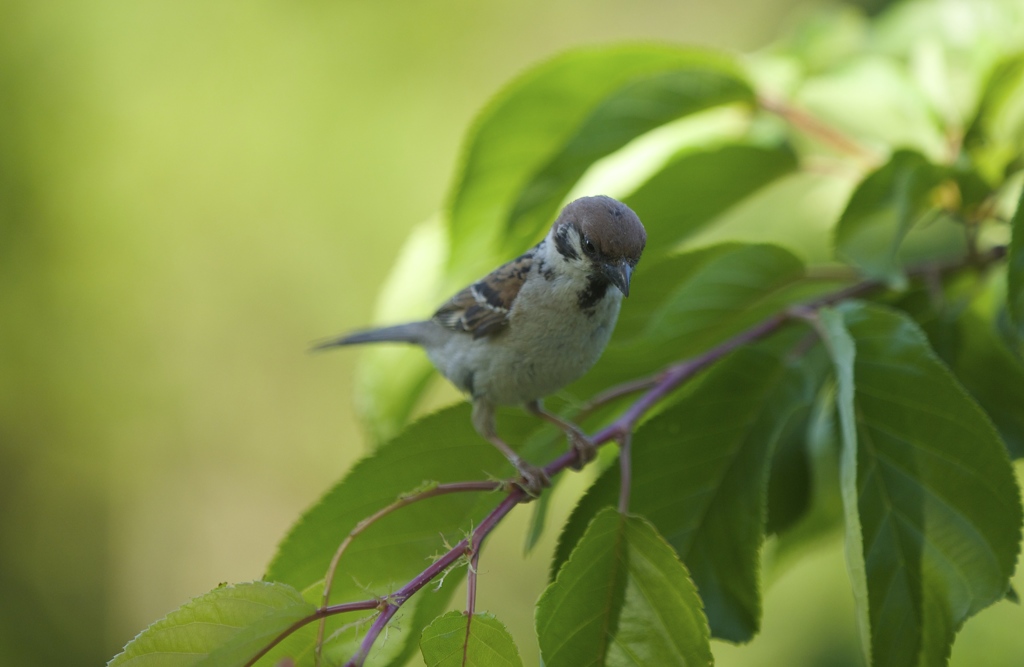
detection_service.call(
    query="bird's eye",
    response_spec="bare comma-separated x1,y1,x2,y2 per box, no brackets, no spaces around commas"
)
583,237,596,255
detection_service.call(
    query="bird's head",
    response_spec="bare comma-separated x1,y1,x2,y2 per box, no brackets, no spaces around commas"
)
550,195,646,296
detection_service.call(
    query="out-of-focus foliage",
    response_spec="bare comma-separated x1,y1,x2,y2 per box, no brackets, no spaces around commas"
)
107,0,1024,666
0,2,813,667
5,0,1024,666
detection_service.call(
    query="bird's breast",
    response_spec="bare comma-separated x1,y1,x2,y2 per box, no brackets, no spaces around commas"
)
466,276,622,405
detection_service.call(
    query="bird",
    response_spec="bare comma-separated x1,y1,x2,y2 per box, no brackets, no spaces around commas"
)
316,195,646,495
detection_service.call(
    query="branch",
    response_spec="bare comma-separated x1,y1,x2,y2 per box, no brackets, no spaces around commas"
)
574,374,660,421
759,95,881,165
315,481,501,666
297,245,1008,667
343,494,521,667
243,599,382,667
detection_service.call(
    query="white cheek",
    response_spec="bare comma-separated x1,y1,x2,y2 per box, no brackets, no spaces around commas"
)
542,237,590,282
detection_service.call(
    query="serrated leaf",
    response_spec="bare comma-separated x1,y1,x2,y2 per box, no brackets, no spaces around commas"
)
816,307,872,663
553,342,819,642
264,405,537,667
764,392,815,535
537,509,711,667
763,376,847,580
446,44,753,283
523,489,553,555
891,280,1024,460
569,243,823,397
622,142,798,260
834,150,948,285
817,302,1023,667
947,314,1024,460
1009,187,1024,339
913,304,1024,461
107,581,315,667
419,611,523,667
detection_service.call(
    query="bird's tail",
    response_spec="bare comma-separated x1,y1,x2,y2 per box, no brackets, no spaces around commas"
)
311,322,429,351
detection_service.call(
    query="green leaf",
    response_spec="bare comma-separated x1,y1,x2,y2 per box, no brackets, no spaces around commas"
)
764,390,815,535
945,312,1024,460
890,281,1024,460
264,405,537,667
964,52,1024,184
537,508,711,667
907,295,1024,460
816,307,872,662
267,405,533,587
622,142,798,260
763,376,847,579
795,57,949,160
419,611,523,667
554,341,820,642
817,302,1023,667
570,243,824,396
776,7,868,75
1009,187,1024,339
107,581,315,667
834,150,948,285
523,488,553,555
446,44,753,282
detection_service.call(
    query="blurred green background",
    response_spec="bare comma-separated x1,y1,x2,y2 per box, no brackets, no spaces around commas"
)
3,1,1023,666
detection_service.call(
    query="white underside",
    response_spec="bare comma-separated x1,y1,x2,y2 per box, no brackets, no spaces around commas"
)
426,241,621,407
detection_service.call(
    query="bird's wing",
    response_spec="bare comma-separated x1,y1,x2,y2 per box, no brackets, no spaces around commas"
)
433,250,534,339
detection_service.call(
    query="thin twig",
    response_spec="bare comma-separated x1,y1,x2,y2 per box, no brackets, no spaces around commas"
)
314,481,501,666
243,599,382,667
759,95,881,164
463,547,482,664
804,266,861,282
342,494,521,667
466,547,481,617
574,374,661,422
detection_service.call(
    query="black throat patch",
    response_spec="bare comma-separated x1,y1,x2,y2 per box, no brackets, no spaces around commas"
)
577,274,610,311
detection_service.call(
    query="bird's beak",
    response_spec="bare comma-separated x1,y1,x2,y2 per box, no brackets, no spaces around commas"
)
602,260,633,297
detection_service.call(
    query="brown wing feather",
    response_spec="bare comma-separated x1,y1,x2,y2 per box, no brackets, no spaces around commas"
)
433,250,534,339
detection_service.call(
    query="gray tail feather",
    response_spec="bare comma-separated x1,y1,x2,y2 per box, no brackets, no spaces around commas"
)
311,322,428,351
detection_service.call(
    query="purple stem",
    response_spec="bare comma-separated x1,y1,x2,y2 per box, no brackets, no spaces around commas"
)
463,547,482,665
466,548,481,617
540,312,792,480
315,480,501,666
343,494,520,667
243,599,381,667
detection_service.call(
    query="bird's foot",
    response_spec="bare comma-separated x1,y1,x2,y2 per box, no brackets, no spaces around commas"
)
510,458,551,499
567,430,597,471
524,400,596,471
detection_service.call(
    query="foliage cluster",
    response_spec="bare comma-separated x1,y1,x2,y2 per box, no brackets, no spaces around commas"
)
111,1,1024,665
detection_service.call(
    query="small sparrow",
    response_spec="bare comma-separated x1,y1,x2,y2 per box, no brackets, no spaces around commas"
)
317,195,646,495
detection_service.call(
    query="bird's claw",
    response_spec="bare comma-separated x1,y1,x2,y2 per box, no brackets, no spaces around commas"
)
568,431,597,471
511,459,551,499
